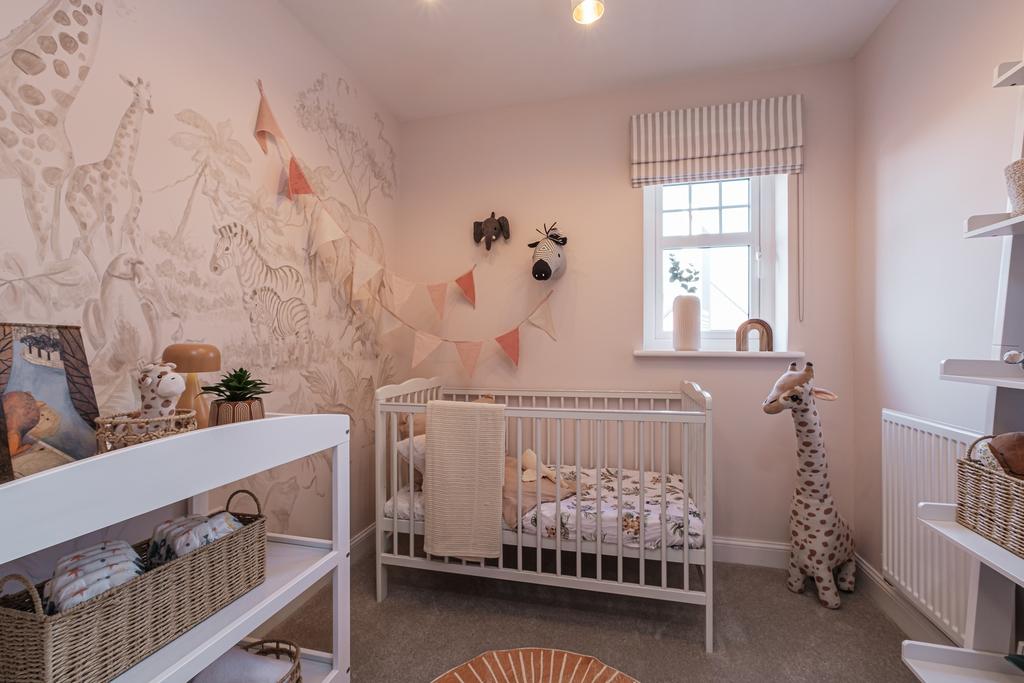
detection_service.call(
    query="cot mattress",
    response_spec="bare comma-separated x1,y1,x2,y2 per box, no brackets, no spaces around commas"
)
383,466,705,550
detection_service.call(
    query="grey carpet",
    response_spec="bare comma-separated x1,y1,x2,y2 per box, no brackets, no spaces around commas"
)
268,556,914,682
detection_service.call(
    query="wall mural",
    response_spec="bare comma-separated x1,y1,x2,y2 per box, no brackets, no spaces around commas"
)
0,0,395,539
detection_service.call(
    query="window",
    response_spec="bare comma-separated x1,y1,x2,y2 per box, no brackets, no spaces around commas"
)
643,176,778,351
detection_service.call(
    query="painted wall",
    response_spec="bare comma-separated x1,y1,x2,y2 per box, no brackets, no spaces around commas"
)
391,62,858,547
851,0,1024,567
0,0,398,576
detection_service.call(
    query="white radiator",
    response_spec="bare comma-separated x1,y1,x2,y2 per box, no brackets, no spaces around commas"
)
881,409,978,645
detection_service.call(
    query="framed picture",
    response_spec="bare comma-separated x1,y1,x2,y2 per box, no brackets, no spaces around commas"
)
0,323,99,483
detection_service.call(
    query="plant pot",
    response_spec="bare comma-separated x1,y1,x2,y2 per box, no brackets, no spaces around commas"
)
672,295,701,351
1006,159,1024,217
208,398,266,426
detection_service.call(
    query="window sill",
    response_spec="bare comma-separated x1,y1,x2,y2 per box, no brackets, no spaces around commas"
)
633,349,805,359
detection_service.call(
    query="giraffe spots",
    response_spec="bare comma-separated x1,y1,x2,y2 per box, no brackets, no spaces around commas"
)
0,128,17,148
78,66,90,81
19,84,45,106
70,0,81,5
11,112,34,134
58,32,79,54
37,134,55,151
38,35,58,54
54,10,71,25
42,166,64,187
78,32,89,45
72,10,88,25
52,89,74,108
36,110,57,127
53,59,69,78
82,2,93,13
96,3,103,15
12,49,46,76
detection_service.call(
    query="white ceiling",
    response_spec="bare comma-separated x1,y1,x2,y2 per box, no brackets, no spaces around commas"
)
282,0,897,121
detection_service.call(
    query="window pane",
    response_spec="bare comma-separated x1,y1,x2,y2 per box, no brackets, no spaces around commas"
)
721,179,749,206
691,181,719,208
662,184,689,211
722,207,749,234
662,210,689,236
691,208,719,235
662,246,750,333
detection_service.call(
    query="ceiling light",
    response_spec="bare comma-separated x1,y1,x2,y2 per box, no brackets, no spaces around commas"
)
571,0,604,25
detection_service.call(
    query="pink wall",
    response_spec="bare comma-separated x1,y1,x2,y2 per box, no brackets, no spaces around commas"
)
852,0,1024,567
388,62,858,546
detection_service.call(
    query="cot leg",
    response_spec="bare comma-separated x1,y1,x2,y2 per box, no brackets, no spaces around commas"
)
705,594,714,653
376,557,388,602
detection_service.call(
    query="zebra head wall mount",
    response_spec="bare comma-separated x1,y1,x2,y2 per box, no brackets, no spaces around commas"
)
528,222,568,281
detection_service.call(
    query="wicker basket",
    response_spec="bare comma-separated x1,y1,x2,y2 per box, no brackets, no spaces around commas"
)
0,490,266,683
957,437,1024,559
242,639,303,683
95,408,197,453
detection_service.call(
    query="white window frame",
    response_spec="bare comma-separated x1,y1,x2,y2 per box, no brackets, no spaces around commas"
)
642,176,777,352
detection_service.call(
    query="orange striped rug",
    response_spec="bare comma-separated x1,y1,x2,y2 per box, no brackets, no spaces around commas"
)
432,648,638,683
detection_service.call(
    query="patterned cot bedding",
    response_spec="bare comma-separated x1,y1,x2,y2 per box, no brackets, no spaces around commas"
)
383,466,705,550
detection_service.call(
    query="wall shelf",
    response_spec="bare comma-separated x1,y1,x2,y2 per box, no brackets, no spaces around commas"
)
994,60,1024,88
903,641,1024,682
939,359,1024,391
917,503,1024,587
965,213,1024,238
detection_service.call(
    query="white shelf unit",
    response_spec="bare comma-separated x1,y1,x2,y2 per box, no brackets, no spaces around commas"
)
964,212,1024,238
0,413,350,683
939,359,1024,390
995,60,1024,89
903,503,1024,682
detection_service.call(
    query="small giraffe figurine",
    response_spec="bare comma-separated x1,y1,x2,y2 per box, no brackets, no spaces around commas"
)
763,361,855,608
65,74,152,273
136,360,185,434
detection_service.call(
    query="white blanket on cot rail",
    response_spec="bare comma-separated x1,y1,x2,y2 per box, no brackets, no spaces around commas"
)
384,466,705,551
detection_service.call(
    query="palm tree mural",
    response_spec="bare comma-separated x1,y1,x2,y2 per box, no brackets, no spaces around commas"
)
162,110,252,239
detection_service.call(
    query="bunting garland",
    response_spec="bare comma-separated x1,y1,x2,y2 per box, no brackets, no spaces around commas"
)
252,80,555,374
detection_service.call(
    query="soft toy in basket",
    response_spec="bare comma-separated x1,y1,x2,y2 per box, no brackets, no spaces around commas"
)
958,433,1024,559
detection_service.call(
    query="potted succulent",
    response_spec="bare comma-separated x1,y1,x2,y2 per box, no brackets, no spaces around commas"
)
200,368,270,426
668,254,701,351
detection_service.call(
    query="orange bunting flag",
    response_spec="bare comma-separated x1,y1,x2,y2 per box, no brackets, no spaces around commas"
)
495,328,520,367
287,157,314,199
254,79,286,154
411,331,443,368
455,341,483,377
426,282,448,318
455,268,476,307
527,298,557,341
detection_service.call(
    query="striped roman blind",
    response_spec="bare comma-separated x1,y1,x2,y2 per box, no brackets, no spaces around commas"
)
630,94,803,187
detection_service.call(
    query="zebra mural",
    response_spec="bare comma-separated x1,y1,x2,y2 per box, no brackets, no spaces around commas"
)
527,222,568,281
209,222,305,299
245,286,311,362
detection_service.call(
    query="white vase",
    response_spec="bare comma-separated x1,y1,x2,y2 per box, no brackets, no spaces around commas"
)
672,295,701,351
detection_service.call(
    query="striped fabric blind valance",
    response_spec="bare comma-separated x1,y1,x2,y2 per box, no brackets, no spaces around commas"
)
630,94,803,187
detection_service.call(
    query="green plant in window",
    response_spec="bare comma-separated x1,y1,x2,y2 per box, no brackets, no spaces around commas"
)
668,255,700,294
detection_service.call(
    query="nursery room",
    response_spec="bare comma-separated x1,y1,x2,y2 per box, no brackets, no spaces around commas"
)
2,0,1024,681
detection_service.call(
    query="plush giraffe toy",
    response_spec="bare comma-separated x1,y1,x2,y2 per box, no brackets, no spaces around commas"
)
136,360,186,434
762,361,855,608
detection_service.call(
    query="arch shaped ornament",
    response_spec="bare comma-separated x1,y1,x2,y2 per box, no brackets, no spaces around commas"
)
736,318,774,352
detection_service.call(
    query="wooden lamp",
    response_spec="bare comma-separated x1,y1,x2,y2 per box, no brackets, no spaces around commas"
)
162,343,221,428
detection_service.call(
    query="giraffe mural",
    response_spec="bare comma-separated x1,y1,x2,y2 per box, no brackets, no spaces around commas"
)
0,0,104,262
65,74,152,273
762,361,855,609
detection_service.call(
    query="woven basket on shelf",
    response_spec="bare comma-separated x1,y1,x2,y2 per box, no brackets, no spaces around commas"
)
243,639,303,683
0,490,266,683
957,436,1024,559
95,408,197,452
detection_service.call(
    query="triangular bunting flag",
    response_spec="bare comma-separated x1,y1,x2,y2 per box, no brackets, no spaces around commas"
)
495,328,520,367
411,331,444,368
527,299,557,341
254,79,287,154
380,308,404,336
351,249,383,293
309,204,346,257
455,268,476,307
426,282,447,318
455,341,483,377
386,274,417,309
287,156,314,198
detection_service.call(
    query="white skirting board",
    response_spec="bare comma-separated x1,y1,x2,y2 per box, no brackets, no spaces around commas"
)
856,554,954,647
